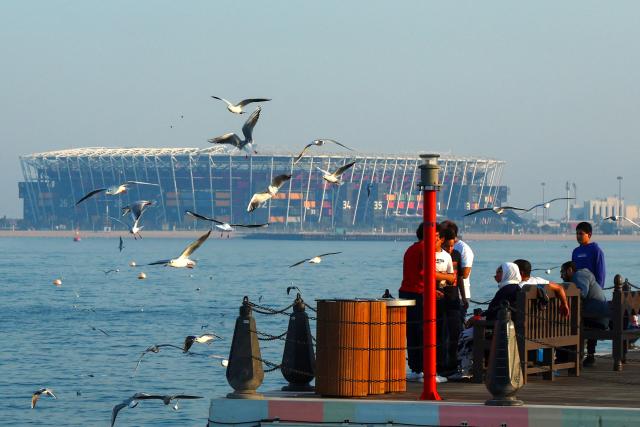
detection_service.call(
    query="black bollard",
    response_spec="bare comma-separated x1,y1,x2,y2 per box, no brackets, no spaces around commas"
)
281,293,316,391
226,296,264,399
485,301,524,406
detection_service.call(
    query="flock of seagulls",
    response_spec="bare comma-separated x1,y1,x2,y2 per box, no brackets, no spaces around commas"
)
37,93,355,425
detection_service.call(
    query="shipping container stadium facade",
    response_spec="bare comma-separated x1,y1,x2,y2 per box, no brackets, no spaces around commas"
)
19,147,507,231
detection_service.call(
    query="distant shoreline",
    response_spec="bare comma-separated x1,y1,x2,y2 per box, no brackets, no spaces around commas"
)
1,230,639,241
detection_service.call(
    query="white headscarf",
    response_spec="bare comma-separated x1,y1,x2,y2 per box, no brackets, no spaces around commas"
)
497,262,522,289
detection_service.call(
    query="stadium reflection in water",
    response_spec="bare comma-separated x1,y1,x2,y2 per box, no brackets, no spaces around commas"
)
19,147,506,231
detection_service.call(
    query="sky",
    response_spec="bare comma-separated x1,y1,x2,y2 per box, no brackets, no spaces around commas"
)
1,1,639,219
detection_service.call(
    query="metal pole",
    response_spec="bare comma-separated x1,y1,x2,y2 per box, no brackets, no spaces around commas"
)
617,176,623,232
418,154,441,401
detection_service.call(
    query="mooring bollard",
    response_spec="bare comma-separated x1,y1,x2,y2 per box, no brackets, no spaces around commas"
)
281,292,316,391
485,301,524,406
226,296,264,399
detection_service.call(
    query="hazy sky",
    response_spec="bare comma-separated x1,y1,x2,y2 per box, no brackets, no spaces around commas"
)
1,1,639,219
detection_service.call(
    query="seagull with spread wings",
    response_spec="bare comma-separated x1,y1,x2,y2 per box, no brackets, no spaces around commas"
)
183,332,222,352
532,265,561,275
603,215,640,228
247,174,292,213
293,139,354,164
289,252,342,268
211,95,270,114
526,197,575,212
185,210,268,237
208,106,262,155
147,230,211,268
75,181,159,206
316,161,356,185
133,344,185,375
31,388,56,409
111,393,202,426
110,200,154,239
464,206,527,217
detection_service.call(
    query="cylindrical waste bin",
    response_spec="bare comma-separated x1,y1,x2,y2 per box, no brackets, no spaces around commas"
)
315,299,370,397
367,299,388,395
383,298,415,393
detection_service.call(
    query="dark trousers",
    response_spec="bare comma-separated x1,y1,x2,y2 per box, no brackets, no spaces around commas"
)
437,300,461,373
399,290,423,373
584,318,607,355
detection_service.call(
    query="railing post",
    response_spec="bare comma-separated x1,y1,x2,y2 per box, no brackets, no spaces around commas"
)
485,302,524,406
281,293,316,391
226,296,264,399
612,275,624,371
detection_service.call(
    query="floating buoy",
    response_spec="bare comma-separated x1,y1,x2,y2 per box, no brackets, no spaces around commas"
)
138,272,147,280
52,279,62,286
129,261,137,267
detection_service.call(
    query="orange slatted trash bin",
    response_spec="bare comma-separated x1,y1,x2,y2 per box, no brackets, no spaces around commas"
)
383,298,415,393
367,299,388,395
316,299,370,397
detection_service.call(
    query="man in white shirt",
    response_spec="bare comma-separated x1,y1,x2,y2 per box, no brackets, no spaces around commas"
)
441,221,474,312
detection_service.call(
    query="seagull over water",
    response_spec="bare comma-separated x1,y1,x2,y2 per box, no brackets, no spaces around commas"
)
289,252,342,268
185,210,268,237
147,230,211,268
118,236,124,252
526,197,575,212
464,206,527,217
210,96,270,114
603,215,640,228
110,200,154,239
111,393,202,426
293,139,354,165
31,388,56,409
247,174,292,213
75,181,159,206
316,161,356,185
208,106,262,155
134,344,185,374
183,332,222,352
532,265,560,275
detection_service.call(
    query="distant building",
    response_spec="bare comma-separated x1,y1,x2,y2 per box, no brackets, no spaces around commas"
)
572,196,639,226
18,147,507,231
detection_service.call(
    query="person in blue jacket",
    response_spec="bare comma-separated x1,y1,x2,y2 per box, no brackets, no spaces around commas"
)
572,221,606,288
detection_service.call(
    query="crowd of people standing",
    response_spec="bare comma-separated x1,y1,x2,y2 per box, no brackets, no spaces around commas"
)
399,220,610,382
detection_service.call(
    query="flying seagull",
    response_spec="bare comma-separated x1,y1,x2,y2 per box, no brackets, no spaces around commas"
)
134,344,185,374
316,161,356,185
118,236,124,252
90,325,111,336
603,215,640,228
183,332,222,352
286,285,301,295
247,174,292,213
147,230,211,268
526,197,576,212
31,388,56,409
289,252,342,268
110,200,154,239
464,206,527,217
75,181,159,206
185,210,268,237
111,393,202,426
211,96,270,114
293,139,354,165
208,106,262,155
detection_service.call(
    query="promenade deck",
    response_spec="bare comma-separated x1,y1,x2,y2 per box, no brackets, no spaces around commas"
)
209,351,640,426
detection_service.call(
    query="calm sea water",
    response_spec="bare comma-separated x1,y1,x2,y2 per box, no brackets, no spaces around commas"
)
1,236,638,426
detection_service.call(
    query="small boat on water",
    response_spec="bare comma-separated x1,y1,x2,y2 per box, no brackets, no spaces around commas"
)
73,231,81,242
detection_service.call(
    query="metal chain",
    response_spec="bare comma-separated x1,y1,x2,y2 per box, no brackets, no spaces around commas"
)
247,301,295,315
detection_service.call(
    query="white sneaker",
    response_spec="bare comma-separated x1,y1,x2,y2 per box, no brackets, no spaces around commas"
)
406,371,424,381
435,375,448,383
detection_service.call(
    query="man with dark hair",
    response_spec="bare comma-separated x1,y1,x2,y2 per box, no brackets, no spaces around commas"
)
572,221,606,288
441,227,463,375
514,258,570,316
441,220,473,315
399,222,425,381
560,260,610,367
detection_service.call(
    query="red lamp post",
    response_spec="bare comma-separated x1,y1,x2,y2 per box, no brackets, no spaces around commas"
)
418,153,441,400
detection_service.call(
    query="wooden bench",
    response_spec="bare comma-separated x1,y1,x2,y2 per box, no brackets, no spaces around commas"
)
581,274,640,371
472,283,581,384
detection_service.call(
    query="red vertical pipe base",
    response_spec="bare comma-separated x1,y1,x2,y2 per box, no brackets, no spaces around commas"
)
420,189,441,401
